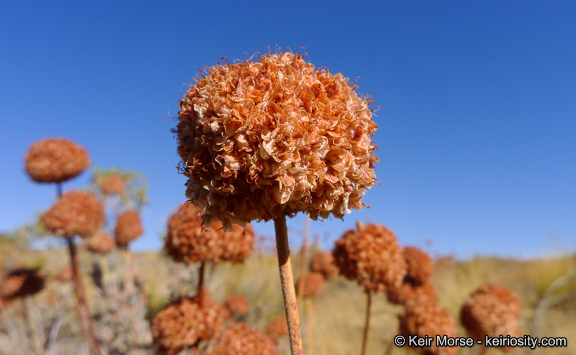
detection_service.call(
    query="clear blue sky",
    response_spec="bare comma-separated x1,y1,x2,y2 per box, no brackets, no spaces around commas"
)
1,1,575,259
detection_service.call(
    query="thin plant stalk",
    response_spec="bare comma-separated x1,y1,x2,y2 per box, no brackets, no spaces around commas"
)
274,216,304,355
197,262,206,304
361,290,372,355
305,297,314,355
297,215,310,307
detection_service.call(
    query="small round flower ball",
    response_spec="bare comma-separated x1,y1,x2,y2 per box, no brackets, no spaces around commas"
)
295,272,325,298
42,190,105,238
402,246,434,285
225,294,250,317
205,322,280,355
333,222,407,293
460,284,521,350
164,204,255,264
0,268,45,300
386,282,438,306
309,251,339,280
99,175,125,195
152,293,227,355
85,231,115,254
114,210,144,248
266,316,289,341
25,138,90,183
398,302,458,355
175,51,379,230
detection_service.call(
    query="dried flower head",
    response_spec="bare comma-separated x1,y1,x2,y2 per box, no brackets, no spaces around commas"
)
164,204,255,264
0,268,45,300
85,231,115,254
25,138,90,183
402,246,434,285
266,316,289,340
225,294,250,317
42,190,105,238
295,272,325,298
175,50,378,229
386,282,438,306
333,222,406,292
54,265,73,282
114,210,144,248
152,292,227,355
460,284,521,351
309,251,339,280
205,322,280,355
398,302,458,355
99,175,125,195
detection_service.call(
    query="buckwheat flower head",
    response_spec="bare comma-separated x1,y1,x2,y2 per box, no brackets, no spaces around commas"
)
266,316,289,340
175,50,378,229
402,246,434,285
205,322,280,355
25,138,90,183
114,210,143,248
309,251,339,280
225,294,249,317
99,175,125,195
42,190,105,238
386,282,438,306
295,272,325,298
0,268,45,300
85,231,115,254
333,222,407,292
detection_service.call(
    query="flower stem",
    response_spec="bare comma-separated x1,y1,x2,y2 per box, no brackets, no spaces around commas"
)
361,290,372,355
274,216,303,355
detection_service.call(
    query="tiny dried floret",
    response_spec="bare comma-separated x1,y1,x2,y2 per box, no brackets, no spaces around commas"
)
85,231,115,254
266,316,289,340
42,190,105,238
295,272,325,298
309,251,339,280
25,138,90,183
152,292,227,355
0,268,45,300
115,210,144,248
402,246,434,285
99,175,125,195
205,322,280,355
386,282,438,306
333,222,407,292
164,204,255,264
225,294,250,317
175,50,379,229
398,302,458,355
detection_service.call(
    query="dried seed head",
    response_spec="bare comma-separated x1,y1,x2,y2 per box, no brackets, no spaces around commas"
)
25,138,90,183
114,210,143,248
398,302,458,355
402,246,434,285
225,294,249,317
175,51,378,229
333,222,407,293
386,282,438,306
460,284,521,351
0,268,45,300
205,322,280,355
85,231,115,254
152,292,227,355
309,251,339,280
266,316,289,340
164,204,255,264
295,272,325,298
42,190,105,238
99,175,125,195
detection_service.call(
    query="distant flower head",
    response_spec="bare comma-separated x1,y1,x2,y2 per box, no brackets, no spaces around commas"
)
333,222,406,293
295,272,325,298
54,265,73,282
0,268,45,301
224,294,250,317
205,322,280,355
25,138,90,183
85,231,115,254
386,282,438,306
402,246,434,285
309,251,339,280
175,50,378,230
99,175,125,195
42,190,105,238
266,316,289,341
114,210,143,248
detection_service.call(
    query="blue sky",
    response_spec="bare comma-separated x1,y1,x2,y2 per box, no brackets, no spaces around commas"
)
1,1,575,259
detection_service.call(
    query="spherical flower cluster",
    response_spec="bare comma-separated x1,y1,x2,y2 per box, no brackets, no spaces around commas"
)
99,175,125,195
205,322,280,355
164,204,255,264
402,246,434,285
225,294,250,317
295,272,325,298
25,138,90,184
266,316,289,340
0,268,45,301
386,282,438,306
175,51,378,229
460,284,521,350
309,251,339,280
152,292,227,355
85,231,115,254
398,302,458,355
42,190,105,238
386,246,436,306
114,210,144,248
333,222,406,292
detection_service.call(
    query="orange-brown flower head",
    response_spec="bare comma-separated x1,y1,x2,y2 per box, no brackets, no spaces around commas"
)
85,231,115,254
164,204,255,264
25,138,90,183
266,316,289,340
152,292,227,355
99,175,125,195
205,322,280,355
295,272,325,298
398,302,458,355
175,50,379,229
225,294,249,317
0,268,45,300
309,251,339,280
333,222,407,292
41,190,105,238
402,246,434,285
386,282,438,306
460,284,521,351
114,210,143,248
54,266,73,282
